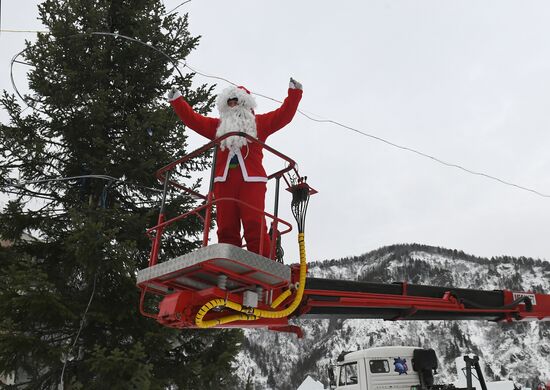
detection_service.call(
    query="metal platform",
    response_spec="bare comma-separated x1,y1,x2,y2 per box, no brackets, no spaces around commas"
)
137,243,291,294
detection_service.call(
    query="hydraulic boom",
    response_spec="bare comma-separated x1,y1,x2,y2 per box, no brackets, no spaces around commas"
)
138,135,550,337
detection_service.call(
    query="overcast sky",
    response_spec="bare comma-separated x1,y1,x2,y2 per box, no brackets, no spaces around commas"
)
2,1,550,264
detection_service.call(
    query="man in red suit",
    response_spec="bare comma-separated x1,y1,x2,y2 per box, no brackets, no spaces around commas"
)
168,79,303,257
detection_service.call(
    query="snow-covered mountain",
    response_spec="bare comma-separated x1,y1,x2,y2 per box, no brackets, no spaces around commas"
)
235,244,550,390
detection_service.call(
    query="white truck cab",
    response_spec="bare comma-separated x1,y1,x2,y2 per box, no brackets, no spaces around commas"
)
328,346,438,390
328,346,514,390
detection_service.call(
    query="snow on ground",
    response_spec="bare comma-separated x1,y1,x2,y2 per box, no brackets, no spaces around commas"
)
296,375,325,390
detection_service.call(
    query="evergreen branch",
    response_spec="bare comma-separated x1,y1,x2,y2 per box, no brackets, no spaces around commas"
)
60,271,98,388
2,187,60,202
0,208,68,217
29,202,62,216
0,160,22,168
43,138,67,149
3,175,162,194
0,2,239,387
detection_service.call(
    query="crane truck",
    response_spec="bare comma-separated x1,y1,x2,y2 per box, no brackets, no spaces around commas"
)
327,346,510,390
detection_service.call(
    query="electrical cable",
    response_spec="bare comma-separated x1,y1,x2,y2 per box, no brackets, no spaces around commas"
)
13,59,32,66
183,62,550,199
10,31,186,114
3,28,202,386
161,0,191,16
3,175,165,216
7,30,550,199
296,115,550,199
3,175,163,193
87,32,185,80
59,271,98,390
10,48,32,109
195,180,312,329
6,33,196,216
2,187,58,201
0,29,48,33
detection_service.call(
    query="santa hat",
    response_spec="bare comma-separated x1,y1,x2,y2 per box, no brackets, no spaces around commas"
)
216,85,257,114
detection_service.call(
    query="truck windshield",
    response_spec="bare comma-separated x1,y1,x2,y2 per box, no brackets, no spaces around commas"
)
339,362,358,386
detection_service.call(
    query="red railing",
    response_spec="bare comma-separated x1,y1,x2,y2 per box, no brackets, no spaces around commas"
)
146,132,302,267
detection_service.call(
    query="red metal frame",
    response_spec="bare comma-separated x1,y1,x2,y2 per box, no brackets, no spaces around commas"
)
155,286,292,329
139,133,550,336
139,133,315,324
140,279,550,333
299,288,550,321
146,132,308,268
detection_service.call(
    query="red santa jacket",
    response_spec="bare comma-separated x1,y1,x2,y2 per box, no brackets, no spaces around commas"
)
170,88,303,183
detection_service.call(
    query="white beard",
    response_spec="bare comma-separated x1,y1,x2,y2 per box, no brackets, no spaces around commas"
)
216,106,257,153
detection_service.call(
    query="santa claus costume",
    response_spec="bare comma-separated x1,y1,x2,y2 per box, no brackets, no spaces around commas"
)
168,81,303,257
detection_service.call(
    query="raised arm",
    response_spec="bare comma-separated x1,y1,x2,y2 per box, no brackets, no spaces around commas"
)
168,88,219,140
256,78,303,136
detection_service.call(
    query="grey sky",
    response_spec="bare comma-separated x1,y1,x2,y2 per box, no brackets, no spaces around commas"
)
2,1,550,264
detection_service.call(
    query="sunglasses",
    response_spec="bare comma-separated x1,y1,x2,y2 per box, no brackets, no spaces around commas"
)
227,98,238,104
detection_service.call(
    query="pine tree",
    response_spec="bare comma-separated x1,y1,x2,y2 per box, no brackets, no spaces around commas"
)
0,0,243,388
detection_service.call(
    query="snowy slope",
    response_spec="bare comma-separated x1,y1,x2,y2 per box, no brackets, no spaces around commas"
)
235,244,550,390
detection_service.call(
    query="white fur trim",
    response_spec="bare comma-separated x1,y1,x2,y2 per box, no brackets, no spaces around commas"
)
216,86,257,114
213,150,268,183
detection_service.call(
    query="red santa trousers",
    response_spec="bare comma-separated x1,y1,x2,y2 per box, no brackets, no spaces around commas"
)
213,167,271,258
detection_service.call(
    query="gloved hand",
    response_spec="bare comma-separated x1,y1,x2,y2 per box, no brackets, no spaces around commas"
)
167,86,182,101
289,77,303,90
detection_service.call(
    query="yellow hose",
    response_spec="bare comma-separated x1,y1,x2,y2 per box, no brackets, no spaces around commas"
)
195,233,307,328
195,298,258,328
271,289,292,309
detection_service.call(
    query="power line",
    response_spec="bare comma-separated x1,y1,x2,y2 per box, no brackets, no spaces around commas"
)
7,30,549,199
0,29,47,33
162,0,192,16
296,116,550,198
183,62,550,199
